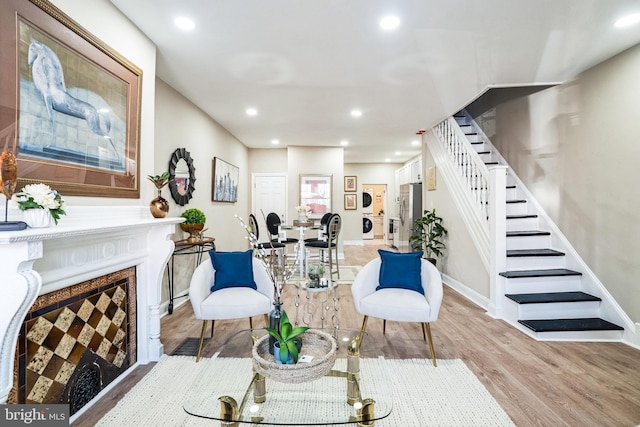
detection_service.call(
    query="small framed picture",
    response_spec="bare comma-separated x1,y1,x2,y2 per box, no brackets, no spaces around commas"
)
344,176,357,192
344,194,357,210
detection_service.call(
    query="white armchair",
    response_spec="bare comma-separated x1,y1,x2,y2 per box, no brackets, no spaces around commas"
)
351,256,443,366
189,256,274,362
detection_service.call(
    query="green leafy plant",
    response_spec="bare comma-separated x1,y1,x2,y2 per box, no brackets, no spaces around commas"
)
307,263,325,276
409,208,448,259
147,171,170,189
180,208,206,224
264,310,309,363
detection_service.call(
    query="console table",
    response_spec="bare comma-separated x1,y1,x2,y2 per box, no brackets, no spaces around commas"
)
167,237,215,314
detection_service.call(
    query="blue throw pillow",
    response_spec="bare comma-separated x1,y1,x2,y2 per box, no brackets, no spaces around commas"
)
376,249,424,295
209,250,257,292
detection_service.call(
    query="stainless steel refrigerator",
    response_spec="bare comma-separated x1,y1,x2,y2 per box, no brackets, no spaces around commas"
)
397,183,422,252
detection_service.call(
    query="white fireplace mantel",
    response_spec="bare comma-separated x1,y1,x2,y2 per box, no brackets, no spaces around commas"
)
0,205,182,404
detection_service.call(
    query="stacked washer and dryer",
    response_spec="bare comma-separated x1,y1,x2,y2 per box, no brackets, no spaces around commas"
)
362,188,374,240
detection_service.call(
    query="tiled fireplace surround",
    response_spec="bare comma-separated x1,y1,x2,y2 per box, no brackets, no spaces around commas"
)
0,206,181,415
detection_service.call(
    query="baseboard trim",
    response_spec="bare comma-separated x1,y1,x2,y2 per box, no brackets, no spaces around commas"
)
442,273,489,311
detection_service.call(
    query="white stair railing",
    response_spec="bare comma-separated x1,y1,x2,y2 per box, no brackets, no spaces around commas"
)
429,117,508,319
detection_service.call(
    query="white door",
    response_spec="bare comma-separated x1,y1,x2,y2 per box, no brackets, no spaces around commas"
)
252,174,288,240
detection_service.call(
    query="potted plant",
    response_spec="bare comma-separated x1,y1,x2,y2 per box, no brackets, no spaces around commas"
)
307,263,325,287
147,171,170,218
264,310,308,364
409,208,447,266
180,208,206,241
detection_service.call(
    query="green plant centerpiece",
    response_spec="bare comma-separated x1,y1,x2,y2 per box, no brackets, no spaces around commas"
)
180,208,206,241
264,310,309,364
409,208,448,265
307,263,325,288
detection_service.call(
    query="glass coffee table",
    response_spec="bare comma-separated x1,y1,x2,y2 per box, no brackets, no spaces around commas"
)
183,328,392,426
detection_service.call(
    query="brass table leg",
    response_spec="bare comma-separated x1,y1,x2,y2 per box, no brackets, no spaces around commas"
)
253,372,266,403
218,395,239,427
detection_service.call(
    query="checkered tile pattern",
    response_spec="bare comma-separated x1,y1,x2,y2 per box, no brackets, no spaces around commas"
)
24,285,128,403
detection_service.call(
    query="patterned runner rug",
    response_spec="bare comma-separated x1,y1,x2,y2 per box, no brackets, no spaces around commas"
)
95,355,514,426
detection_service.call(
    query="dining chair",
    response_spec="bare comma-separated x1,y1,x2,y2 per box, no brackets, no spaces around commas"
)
306,213,341,279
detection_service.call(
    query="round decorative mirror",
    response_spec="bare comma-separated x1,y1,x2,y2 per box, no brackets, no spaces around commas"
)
168,148,196,206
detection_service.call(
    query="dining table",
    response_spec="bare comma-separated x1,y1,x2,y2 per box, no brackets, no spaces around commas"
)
280,220,322,278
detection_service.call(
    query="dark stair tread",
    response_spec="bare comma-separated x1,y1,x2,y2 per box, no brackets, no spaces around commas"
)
484,161,499,165
506,199,527,204
518,318,623,332
477,150,491,155
507,230,550,237
505,291,600,304
471,141,484,145
507,214,538,219
506,185,516,189
499,268,582,278
507,248,564,257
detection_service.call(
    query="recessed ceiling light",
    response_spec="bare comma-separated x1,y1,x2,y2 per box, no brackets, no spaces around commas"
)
271,139,279,145
246,108,258,116
174,16,195,31
394,151,401,156
384,158,391,162
350,109,362,118
380,15,400,30
340,140,349,146
615,13,640,28
411,140,420,146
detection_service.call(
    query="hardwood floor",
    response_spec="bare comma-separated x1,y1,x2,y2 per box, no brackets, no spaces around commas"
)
72,242,640,426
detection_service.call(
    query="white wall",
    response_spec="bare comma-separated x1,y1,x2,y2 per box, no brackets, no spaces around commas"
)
154,79,251,301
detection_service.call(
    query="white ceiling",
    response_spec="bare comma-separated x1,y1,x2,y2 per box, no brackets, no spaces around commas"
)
109,0,640,163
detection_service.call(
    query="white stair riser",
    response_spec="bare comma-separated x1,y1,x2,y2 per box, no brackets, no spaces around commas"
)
466,134,483,143
506,256,566,270
506,202,528,215
504,275,582,293
506,187,519,200
506,217,539,231
531,329,624,341
515,301,601,319
506,235,550,250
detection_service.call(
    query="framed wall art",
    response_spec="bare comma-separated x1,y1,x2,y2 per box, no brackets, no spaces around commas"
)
300,174,332,219
212,157,239,203
344,175,357,192
344,194,357,210
0,0,142,198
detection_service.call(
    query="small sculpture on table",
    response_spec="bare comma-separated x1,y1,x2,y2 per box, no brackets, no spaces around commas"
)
0,151,27,231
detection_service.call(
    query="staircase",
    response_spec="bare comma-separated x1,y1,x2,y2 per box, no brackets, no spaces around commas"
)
444,111,625,341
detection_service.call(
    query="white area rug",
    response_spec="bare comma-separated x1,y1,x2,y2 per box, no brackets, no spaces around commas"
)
96,355,514,426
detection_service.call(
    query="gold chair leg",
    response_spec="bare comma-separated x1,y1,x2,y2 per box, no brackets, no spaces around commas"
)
356,315,369,350
382,319,386,335
423,322,437,367
196,320,208,363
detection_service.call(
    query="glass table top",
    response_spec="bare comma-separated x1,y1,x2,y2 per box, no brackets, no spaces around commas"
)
183,328,392,425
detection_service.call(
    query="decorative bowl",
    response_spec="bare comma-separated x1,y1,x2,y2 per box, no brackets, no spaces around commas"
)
252,329,337,383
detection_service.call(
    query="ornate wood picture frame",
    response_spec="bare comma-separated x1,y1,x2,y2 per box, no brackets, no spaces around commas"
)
344,194,357,210
1,0,142,198
344,175,357,192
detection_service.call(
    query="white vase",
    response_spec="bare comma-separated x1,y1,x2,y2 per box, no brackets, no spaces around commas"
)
23,209,53,228
298,212,307,222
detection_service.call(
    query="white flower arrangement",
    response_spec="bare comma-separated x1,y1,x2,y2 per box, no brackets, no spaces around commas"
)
296,205,311,213
12,183,66,224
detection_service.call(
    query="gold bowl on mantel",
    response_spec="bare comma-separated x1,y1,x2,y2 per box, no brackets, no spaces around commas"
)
180,223,204,242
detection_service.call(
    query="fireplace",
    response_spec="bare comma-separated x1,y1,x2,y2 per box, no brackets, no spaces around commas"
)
0,205,180,412
10,268,136,414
